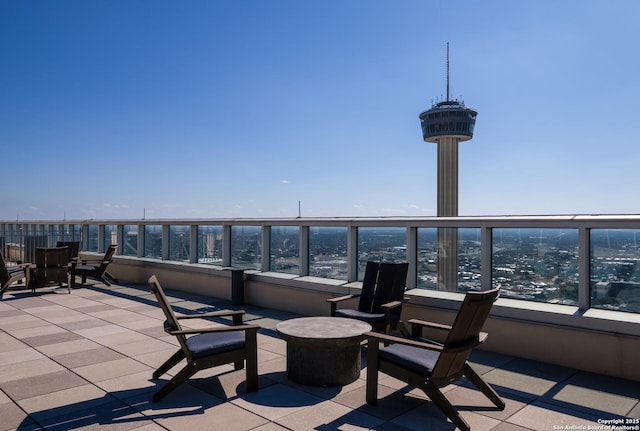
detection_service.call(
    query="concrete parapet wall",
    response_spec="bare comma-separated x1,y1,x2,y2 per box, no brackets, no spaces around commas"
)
106,255,640,382
96,255,233,300
402,299,640,382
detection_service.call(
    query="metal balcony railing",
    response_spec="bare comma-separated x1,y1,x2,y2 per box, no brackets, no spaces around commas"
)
2,215,640,314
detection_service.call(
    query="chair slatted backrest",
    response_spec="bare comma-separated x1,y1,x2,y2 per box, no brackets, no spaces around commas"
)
358,261,408,314
147,275,192,359
103,244,118,263
97,244,118,273
0,253,11,285
431,287,500,386
56,241,80,261
34,247,69,285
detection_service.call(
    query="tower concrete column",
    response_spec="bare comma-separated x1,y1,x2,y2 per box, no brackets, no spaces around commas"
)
437,136,459,217
436,137,459,291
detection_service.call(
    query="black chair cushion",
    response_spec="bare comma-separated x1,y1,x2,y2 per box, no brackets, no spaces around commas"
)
7,267,24,276
335,309,400,323
187,331,245,359
380,342,440,376
75,265,97,272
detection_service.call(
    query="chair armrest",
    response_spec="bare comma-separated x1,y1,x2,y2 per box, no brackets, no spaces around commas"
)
9,264,29,273
326,294,360,303
168,324,260,335
176,310,245,320
327,294,361,317
408,318,452,331
79,259,110,266
177,309,246,326
380,295,410,311
380,300,403,310
367,331,488,353
444,334,487,352
366,331,443,352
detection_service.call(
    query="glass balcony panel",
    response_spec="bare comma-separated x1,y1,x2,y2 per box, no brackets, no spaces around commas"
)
60,224,69,242
417,227,438,289
50,225,59,247
231,226,261,270
5,224,18,262
22,225,47,263
144,225,162,259
492,228,578,305
270,226,299,274
416,227,481,291
169,225,190,262
458,228,482,291
123,225,138,257
357,227,406,280
68,224,82,242
87,225,99,252
591,229,640,313
57,224,80,244
103,225,117,252
7,224,14,243
197,225,223,265
309,227,348,280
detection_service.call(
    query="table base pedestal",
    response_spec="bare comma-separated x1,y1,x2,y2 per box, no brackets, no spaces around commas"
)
286,341,362,386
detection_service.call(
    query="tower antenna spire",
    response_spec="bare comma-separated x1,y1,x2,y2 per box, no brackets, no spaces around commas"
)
446,42,450,102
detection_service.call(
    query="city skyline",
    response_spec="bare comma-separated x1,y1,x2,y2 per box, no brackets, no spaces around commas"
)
2,1,639,220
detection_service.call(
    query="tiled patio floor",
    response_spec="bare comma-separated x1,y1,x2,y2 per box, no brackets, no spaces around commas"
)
1,281,638,430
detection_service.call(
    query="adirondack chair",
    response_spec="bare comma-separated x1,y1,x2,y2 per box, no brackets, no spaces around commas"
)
366,287,504,431
327,261,408,334
74,244,118,286
0,252,29,299
147,275,259,401
29,247,71,295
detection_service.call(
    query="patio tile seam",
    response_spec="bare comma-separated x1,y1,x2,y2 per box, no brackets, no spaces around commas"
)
2,326,169,427
0,331,112,400
0,387,46,430
0,307,167,406
18,291,165,349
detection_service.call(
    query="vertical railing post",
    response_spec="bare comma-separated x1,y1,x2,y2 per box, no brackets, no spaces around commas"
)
578,226,591,310
81,224,89,251
222,225,232,267
299,225,309,276
97,225,105,254
347,225,358,282
261,225,271,272
137,224,145,258
161,225,170,260
480,225,493,291
189,224,198,263
116,225,124,255
18,224,24,263
406,227,418,289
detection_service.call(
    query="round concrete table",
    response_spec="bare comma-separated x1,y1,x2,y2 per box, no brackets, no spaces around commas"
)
276,316,372,386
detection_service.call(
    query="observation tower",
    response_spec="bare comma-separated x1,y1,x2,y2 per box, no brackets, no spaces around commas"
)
419,43,477,291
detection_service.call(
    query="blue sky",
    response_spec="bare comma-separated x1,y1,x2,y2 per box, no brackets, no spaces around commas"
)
2,0,639,220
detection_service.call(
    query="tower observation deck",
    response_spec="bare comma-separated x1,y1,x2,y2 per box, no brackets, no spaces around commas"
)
419,100,477,143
